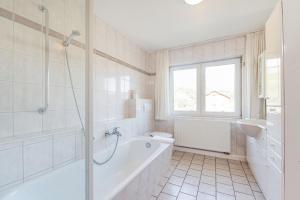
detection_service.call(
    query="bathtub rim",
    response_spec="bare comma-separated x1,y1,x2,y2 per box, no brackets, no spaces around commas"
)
0,136,171,200
96,136,170,200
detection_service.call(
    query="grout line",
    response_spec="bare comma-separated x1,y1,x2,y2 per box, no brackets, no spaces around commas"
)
228,160,237,200
0,7,155,77
161,151,261,200
241,161,260,200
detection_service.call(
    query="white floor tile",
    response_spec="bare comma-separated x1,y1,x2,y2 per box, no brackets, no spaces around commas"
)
201,175,216,185
216,169,231,177
253,191,266,200
197,192,216,200
190,164,202,171
198,183,216,196
192,159,203,165
216,183,234,196
230,169,245,177
184,175,200,186
155,151,259,200
249,182,261,192
202,169,216,177
177,164,190,171
173,169,187,178
216,175,232,185
159,177,169,186
233,182,252,195
153,185,163,197
168,175,184,186
178,192,197,200
232,175,249,185
187,169,202,178
216,193,235,200
181,183,198,196
162,183,181,196
235,192,255,200
158,193,177,200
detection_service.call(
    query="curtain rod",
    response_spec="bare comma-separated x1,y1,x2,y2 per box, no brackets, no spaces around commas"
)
167,29,264,52
170,56,243,68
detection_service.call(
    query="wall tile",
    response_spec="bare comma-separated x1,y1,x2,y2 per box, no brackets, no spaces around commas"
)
0,0,86,191
0,81,13,112
65,66,82,89
48,86,65,111
225,39,236,57
44,0,65,33
14,112,42,135
0,113,13,138
53,134,76,166
0,48,13,82
14,23,43,57
49,38,65,64
65,110,82,128
94,17,107,53
49,61,65,86
13,83,42,112
0,144,23,187
43,110,65,131
65,87,82,110
15,0,42,23
65,0,85,43
75,133,84,159
213,41,225,60
13,52,43,84
0,0,14,11
23,138,52,177
0,17,14,50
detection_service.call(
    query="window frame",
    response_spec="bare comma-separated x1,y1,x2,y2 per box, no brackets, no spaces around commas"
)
170,58,242,118
170,64,200,115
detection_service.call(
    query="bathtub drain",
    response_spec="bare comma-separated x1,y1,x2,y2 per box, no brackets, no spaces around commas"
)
145,142,151,148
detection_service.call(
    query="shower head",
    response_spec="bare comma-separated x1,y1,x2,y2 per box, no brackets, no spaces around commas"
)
63,30,80,47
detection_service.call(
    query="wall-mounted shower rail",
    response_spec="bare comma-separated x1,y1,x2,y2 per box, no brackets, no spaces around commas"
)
38,5,50,114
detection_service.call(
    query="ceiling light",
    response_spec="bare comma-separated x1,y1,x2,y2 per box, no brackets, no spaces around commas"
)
184,0,203,5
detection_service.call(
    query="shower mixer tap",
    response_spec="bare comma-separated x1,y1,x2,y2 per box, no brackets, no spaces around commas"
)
105,127,122,137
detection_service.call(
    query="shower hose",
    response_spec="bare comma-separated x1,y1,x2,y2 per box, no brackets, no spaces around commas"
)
64,46,119,165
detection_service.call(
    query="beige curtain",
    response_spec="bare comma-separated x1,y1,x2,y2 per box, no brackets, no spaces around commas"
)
245,31,266,119
154,50,170,120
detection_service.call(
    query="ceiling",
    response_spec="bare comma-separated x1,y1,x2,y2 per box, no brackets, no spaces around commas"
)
95,0,278,51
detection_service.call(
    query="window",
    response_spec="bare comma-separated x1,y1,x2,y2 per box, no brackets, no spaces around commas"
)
173,67,197,111
170,58,241,117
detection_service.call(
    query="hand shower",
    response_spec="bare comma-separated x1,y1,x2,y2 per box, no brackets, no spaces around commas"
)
63,30,81,47
63,30,85,131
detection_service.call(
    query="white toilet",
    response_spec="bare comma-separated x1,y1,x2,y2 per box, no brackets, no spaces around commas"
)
150,131,173,138
149,131,175,144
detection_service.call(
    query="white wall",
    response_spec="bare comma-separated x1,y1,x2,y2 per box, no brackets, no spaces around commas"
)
0,0,85,190
93,17,155,150
282,0,300,199
148,36,248,157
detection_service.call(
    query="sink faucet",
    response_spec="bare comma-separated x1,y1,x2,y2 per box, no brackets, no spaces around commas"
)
105,127,122,137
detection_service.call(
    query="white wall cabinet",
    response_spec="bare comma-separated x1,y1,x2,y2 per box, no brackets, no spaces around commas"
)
247,2,284,200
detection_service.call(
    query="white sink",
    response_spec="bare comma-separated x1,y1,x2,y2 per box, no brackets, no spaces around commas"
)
233,119,266,138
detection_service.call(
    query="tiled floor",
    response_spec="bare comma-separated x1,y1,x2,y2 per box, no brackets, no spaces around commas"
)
151,151,266,200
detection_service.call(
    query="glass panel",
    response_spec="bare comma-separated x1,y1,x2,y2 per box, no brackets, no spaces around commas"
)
0,0,88,199
173,68,197,111
265,57,281,106
205,64,236,112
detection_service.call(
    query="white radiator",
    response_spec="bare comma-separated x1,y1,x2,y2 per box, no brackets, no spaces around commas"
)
174,117,232,153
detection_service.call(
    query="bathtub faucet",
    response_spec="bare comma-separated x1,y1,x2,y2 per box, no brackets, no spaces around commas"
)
105,127,122,137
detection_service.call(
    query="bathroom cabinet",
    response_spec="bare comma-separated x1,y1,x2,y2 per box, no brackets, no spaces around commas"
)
247,2,284,200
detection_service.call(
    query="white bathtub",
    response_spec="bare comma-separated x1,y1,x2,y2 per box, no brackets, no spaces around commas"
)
0,137,172,200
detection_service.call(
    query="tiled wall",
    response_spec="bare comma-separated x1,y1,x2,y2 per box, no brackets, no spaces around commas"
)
0,0,86,190
148,36,248,156
93,17,155,149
